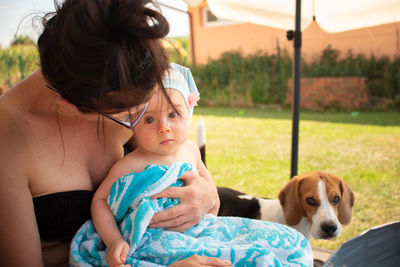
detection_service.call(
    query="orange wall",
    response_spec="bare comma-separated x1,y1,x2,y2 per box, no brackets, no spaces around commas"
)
302,21,400,60
189,3,400,65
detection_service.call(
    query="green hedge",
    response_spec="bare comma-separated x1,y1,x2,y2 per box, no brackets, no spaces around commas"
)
2,39,399,109
192,48,292,107
302,45,400,99
191,45,400,108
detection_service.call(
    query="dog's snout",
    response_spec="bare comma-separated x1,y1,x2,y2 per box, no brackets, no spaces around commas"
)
321,222,337,235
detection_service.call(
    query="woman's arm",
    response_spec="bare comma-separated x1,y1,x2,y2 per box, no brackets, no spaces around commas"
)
91,161,131,267
194,143,220,216
0,144,44,266
149,141,219,232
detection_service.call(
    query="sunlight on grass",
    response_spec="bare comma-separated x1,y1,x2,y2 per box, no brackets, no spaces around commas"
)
190,107,400,251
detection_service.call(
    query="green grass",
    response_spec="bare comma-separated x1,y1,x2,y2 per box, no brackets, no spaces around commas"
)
190,107,400,251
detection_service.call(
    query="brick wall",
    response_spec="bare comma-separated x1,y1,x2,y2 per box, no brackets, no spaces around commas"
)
286,77,370,111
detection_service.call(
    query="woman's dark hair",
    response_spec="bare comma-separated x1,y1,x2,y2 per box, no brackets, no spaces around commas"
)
38,0,170,114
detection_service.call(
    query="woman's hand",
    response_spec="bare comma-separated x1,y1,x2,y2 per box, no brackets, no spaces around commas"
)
106,239,130,267
149,170,219,232
168,255,231,267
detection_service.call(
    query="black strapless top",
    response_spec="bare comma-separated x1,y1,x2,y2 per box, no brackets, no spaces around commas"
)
33,190,93,242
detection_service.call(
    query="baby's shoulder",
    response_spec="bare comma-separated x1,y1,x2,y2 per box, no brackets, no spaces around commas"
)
183,140,199,151
179,140,199,165
111,151,145,176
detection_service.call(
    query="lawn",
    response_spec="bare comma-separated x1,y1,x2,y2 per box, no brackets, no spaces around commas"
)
190,107,400,251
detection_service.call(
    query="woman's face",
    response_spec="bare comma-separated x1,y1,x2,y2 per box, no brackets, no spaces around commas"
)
48,83,155,128
132,89,190,156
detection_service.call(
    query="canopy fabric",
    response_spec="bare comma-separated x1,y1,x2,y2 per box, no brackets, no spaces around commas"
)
204,0,400,33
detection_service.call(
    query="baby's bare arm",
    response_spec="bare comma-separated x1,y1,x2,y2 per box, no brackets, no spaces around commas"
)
91,157,138,266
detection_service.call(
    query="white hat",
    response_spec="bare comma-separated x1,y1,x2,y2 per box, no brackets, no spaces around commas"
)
162,63,200,117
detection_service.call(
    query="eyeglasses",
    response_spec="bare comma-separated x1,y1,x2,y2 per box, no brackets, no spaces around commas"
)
101,103,148,129
45,84,148,129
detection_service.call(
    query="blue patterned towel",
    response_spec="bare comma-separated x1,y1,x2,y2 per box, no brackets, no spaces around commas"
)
70,163,312,266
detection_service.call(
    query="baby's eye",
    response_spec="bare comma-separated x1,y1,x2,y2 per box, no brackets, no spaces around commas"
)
145,117,155,124
169,112,178,119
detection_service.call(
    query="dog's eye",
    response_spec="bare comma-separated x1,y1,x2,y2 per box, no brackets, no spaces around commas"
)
332,196,341,206
306,197,317,206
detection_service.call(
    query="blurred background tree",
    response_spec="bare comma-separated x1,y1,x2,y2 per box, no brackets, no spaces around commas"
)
10,35,35,46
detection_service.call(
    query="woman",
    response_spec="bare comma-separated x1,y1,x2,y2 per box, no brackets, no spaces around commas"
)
0,1,223,266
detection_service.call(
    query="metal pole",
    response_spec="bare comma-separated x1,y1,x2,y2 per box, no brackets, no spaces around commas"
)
291,0,302,178
188,12,196,65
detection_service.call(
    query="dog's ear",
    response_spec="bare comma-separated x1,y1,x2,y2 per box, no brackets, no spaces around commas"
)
338,179,355,225
278,177,303,226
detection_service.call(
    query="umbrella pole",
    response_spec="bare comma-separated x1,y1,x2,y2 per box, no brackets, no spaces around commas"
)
290,0,302,178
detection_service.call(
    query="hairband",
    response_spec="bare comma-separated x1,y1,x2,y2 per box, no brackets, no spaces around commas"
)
161,63,200,118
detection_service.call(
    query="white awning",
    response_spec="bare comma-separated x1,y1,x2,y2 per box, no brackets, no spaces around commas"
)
187,0,400,32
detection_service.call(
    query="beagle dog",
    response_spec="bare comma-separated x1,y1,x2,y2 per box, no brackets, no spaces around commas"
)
217,171,355,240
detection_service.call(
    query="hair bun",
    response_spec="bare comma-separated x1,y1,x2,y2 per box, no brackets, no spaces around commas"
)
108,0,169,41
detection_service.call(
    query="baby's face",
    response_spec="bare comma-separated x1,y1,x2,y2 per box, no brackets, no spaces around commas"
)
133,88,191,156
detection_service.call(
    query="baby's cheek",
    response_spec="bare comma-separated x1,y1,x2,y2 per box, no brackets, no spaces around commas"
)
135,129,155,144
141,135,155,144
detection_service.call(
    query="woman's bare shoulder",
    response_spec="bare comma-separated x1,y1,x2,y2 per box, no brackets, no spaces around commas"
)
0,94,32,190
0,101,28,156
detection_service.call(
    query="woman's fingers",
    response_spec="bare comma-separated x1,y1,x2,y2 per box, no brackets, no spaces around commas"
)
150,189,202,230
178,170,196,184
149,170,219,230
149,212,196,232
151,186,183,200
149,202,202,231
180,171,218,213
164,220,195,232
195,255,231,266
168,255,231,266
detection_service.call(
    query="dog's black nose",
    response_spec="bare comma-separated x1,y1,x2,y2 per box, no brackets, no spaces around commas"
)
321,222,337,235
